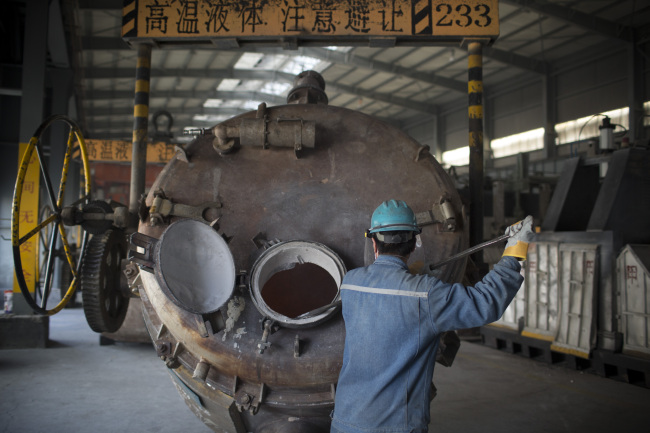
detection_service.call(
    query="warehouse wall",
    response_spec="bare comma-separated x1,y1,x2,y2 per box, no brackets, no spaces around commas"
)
403,43,648,156
491,81,544,139
556,48,628,122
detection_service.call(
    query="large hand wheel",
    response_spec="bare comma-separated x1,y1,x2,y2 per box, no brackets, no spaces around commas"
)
11,115,92,315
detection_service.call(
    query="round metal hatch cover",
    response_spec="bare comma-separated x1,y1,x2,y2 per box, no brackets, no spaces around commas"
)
155,219,235,315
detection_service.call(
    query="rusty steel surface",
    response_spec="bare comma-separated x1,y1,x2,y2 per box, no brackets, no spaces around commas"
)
144,103,468,268
136,101,469,432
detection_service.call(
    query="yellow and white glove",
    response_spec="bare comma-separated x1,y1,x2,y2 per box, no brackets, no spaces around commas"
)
503,215,535,260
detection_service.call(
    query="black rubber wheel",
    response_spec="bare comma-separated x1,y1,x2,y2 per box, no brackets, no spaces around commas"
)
80,229,130,333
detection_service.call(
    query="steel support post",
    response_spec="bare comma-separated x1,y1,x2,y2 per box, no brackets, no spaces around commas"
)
542,73,557,159
468,42,484,264
130,44,152,214
14,0,49,315
628,35,644,144
18,0,48,142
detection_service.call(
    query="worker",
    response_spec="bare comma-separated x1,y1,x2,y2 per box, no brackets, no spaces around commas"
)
330,199,534,433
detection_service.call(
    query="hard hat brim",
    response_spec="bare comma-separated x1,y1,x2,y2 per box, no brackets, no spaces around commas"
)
368,223,422,234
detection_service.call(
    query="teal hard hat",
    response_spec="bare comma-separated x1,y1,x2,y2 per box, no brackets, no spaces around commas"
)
367,200,421,236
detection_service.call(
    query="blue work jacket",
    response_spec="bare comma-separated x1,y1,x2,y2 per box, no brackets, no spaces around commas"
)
330,255,523,433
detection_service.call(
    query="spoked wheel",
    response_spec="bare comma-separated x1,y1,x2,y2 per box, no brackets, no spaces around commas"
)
11,115,92,315
36,204,54,301
80,229,130,333
36,204,77,307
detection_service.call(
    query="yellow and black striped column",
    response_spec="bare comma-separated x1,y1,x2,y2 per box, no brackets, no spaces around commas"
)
130,43,152,213
468,42,484,262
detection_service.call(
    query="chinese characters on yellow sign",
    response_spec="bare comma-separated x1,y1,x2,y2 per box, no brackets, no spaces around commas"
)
78,139,177,164
13,142,40,295
123,0,499,44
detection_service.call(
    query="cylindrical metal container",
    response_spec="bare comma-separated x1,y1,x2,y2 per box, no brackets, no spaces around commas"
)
132,77,469,433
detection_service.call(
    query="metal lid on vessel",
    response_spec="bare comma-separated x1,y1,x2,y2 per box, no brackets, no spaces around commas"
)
155,219,235,315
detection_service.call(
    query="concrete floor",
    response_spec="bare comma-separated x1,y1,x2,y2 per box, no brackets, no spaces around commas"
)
1,309,649,433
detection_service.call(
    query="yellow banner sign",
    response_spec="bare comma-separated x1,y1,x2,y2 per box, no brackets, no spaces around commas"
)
13,142,40,294
123,0,499,44
79,139,177,164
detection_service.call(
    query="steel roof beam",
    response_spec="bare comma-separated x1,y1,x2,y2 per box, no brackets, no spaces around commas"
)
87,90,287,105
85,67,295,83
501,0,633,42
83,35,549,87
300,47,467,93
327,82,438,115
86,85,435,115
481,46,549,74
85,70,435,113
81,38,465,93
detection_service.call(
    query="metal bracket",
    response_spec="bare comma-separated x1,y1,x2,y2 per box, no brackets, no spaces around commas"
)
236,270,249,292
294,334,301,358
195,314,213,338
149,190,222,227
251,232,281,250
258,103,270,150
192,358,211,382
174,145,189,163
235,382,266,414
415,198,457,232
276,116,305,157
123,262,142,296
156,340,182,369
128,232,157,272
414,144,430,162
257,319,276,354
237,104,315,157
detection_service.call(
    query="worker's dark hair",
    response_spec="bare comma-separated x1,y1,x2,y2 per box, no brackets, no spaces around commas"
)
373,231,417,257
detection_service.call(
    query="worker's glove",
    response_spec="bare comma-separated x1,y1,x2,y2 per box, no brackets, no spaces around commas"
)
502,215,535,260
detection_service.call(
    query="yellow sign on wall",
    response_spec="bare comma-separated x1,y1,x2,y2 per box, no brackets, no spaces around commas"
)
122,0,499,45
13,142,40,295
76,139,177,164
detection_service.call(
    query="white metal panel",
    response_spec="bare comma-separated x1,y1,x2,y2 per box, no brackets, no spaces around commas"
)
522,242,560,341
551,244,599,359
617,245,650,357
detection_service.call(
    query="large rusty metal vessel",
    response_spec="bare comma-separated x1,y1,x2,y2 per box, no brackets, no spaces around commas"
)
124,71,469,433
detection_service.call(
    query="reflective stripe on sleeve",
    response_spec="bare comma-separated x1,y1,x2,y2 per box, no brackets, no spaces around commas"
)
341,284,428,298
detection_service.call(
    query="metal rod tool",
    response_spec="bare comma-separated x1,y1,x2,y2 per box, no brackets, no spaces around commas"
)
295,300,342,319
428,233,510,270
